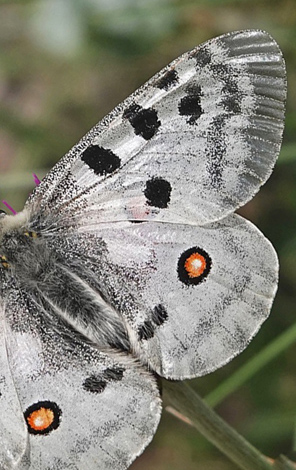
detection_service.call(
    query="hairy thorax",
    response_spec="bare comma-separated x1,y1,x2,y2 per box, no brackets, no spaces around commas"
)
0,209,130,351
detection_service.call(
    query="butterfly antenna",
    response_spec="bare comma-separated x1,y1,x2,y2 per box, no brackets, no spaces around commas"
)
2,200,17,215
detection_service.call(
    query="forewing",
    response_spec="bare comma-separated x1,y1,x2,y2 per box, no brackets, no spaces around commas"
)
27,30,286,225
55,214,278,380
2,282,161,470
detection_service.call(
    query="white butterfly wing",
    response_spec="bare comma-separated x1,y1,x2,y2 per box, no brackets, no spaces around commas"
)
0,303,29,469
2,283,161,470
0,28,286,470
28,30,285,226
53,213,276,379
128,215,278,378
22,29,285,379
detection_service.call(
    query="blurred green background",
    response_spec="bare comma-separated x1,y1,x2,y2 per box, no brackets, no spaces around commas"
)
0,1,295,469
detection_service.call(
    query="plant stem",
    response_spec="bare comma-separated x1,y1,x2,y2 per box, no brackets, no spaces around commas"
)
163,380,272,470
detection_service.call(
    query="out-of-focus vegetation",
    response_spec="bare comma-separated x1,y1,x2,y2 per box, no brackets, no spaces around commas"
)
0,1,295,469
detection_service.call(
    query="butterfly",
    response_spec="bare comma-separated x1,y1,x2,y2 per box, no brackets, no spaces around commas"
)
0,30,286,470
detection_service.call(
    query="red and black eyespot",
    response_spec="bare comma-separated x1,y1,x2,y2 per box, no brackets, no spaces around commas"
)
178,247,212,286
24,401,61,435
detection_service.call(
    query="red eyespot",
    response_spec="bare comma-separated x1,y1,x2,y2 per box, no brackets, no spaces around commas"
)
24,401,61,435
178,247,212,285
184,252,207,278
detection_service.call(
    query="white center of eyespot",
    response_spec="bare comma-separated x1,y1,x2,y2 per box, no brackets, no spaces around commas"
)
34,416,45,427
191,258,202,269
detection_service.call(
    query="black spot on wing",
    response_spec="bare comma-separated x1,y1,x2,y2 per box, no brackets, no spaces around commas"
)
83,375,107,393
144,177,171,209
190,46,212,66
138,304,168,341
151,304,168,326
103,367,125,382
123,103,161,140
154,69,179,90
178,84,203,124
138,320,155,341
83,367,125,394
81,145,121,176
